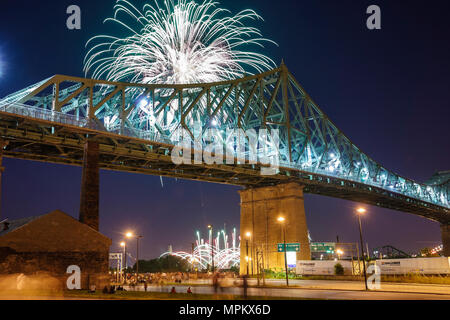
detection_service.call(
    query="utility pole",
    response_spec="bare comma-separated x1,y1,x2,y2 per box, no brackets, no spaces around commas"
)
356,208,368,290
282,224,289,287
246,238,249,276
136,235,143,278
208,225,214,272
277,216,289,287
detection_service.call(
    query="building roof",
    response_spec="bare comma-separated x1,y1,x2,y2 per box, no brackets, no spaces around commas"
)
0,210,107,238
0,210,111,253
0,215,44,237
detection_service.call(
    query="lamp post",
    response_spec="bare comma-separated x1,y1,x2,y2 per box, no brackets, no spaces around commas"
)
278,216,289,287
126,232,143,282
136,235,143,277
208,225,214,272
245,232,251,276
120,241,126,283
356,207,368,290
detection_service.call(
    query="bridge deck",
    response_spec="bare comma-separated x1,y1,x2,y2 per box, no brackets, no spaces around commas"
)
0,108,447,224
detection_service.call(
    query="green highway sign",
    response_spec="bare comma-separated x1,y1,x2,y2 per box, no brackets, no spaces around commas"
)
310,242,335,253
277,243,300,252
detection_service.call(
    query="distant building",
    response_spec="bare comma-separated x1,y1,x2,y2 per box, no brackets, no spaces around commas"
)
0,210,111,289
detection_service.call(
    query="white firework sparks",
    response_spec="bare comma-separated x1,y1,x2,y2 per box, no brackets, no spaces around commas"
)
161,228,241,270
84,0,276,84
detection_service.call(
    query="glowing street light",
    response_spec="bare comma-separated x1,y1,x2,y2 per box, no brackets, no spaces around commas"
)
336,249,344,260
278,216,289,287
356,207,368,290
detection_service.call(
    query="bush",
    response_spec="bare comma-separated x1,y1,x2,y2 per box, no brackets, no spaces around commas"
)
263,269,303,280
334,263,344,275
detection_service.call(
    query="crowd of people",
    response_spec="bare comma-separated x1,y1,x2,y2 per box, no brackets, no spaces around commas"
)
116,271,238,286
106,271,249,298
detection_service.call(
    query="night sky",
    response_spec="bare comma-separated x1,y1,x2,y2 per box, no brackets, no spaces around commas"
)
0,0,449,259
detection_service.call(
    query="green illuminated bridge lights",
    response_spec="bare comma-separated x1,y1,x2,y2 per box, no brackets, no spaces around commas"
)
0,65,448,222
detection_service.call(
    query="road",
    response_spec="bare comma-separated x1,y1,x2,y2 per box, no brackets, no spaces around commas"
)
124,278,450,300
158,278,450,294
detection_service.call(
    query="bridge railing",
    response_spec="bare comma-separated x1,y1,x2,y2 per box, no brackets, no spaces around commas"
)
0,102,88,128
0,101,173,146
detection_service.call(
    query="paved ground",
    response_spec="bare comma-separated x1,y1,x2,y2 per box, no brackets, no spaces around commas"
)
125,284,450,300
253,279,450,294
123,278,450,300
162,278,450,294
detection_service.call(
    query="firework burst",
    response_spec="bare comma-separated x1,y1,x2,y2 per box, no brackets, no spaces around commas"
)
84,0,276,85
161,228,241,270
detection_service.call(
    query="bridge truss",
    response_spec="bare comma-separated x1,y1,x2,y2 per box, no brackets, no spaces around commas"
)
0,64,448,223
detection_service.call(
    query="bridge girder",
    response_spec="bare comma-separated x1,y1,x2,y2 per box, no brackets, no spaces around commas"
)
0,65,448,222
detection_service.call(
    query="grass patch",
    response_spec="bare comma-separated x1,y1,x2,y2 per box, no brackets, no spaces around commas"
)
380,274,450,285
261,274,450,285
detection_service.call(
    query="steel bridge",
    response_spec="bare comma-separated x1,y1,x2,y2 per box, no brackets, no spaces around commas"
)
0,64,448,224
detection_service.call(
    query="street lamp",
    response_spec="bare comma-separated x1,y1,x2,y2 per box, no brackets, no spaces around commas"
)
277,216,289,287
356,207,368,290
120,241,127,283
245,232,251,276
336,249,344,260
126,232,143,281
208,225,214,272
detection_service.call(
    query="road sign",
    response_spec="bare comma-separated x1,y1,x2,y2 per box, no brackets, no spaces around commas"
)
277,243,300,252
311,242,335,253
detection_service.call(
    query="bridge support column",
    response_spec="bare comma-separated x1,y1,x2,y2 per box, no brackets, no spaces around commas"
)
79,140,99,231
441,224,450,257
239,183,311,275
0,140,8,221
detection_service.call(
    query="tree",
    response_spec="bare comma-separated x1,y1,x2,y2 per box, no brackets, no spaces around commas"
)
334,263,344,275
132,256,190,273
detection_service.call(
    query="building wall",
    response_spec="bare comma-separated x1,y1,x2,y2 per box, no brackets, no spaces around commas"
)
0,210,111,289
0,249,109,289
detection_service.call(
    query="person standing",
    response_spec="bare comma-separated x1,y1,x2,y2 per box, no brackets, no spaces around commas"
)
242,275,248,299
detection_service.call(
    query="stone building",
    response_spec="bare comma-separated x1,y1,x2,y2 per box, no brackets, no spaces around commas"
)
0,210,111,289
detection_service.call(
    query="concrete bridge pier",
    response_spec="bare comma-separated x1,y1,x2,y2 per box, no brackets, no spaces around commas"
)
0,140,8,221
79,140,100,231
239,182,311,275
441,224,450,257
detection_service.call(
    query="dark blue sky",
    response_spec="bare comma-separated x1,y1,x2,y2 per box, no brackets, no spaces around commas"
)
1,0,449,259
